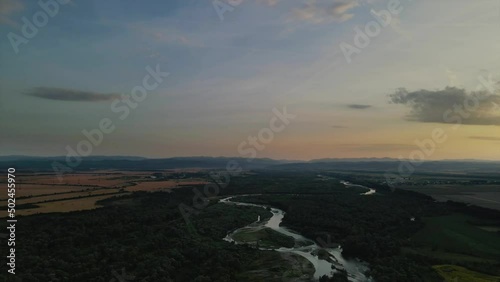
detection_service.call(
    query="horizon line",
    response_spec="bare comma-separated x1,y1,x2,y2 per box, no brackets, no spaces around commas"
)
1,155,499,162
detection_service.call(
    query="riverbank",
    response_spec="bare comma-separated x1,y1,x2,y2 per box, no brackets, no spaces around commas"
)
221,195,372,281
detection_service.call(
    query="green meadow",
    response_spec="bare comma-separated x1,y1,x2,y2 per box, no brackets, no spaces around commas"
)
412,214,500,259
433,265,500,282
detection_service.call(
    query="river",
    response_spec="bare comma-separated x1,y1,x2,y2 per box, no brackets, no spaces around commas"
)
220,181,376,281
340,181,376,196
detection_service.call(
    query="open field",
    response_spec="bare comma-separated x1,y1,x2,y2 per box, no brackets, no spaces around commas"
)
126,180,207,192
2,184,95,198
433,265,500,282
0,170,209,216
399,184,500,211
403,247,499,264
433,193,500,212
0,193,131,216
411,214,500,259
399,184,500,194
0,170,170,184
0,171,150,187
13,188,122,205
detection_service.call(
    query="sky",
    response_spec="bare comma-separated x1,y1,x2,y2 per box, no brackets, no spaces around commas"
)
1,0,500,160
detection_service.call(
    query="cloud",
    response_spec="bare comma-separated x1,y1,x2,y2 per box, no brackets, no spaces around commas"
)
0,0,23,27
129,23,202,47
26,87,121,102
292,0,358,24
257,0,279,6
469,136,500,141
389,87,500,125
347,104,372,109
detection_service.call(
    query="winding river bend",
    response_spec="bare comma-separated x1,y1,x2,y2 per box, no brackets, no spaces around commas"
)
340,180,376,196
220,181,376,281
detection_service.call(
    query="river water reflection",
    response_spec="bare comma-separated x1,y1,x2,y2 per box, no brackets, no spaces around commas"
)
220,185,375,281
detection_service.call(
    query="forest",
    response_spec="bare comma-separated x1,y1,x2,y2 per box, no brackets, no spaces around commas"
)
1,170,499,281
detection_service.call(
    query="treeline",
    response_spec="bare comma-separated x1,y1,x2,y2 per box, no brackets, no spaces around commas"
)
2,170,499,281
0,189,279,282
231,171,451,281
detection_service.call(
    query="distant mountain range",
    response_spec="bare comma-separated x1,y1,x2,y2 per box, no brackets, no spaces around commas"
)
0,156,296,171
0,156,499,173
0,155,148,162
271,160,500,174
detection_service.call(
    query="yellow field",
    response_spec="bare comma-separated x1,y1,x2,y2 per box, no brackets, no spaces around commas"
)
14,194,131,216
433,265,500,282
20,173,135,187
2,184,92,198
13,188,121,205
0,170,208,216
126,180,207,192
0,171,151,188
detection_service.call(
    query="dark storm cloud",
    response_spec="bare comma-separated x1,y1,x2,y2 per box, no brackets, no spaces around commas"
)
26,87,121,102
347,104,372,110
389,87,500,125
